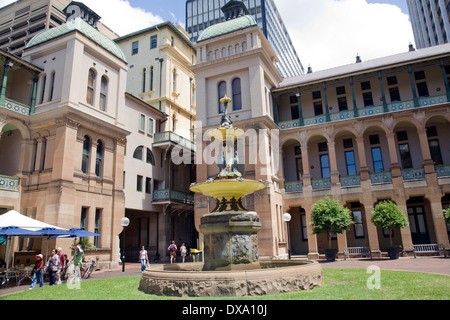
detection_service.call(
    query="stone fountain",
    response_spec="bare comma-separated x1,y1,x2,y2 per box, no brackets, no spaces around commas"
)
139,96,323,297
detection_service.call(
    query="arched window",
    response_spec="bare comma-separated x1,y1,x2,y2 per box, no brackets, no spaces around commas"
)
150,66,154,91
142,68,146,93
146,148,155,165
95,140,104,177
133,146,144,161
49,71,56,102
232,78,242,111
82,135,91,174
218,81,227,114
39,74,46,104
100,76,108,111
86,69,96,105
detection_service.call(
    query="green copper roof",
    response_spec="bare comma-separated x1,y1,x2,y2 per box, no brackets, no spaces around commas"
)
26,18,127,62
197,15,257,42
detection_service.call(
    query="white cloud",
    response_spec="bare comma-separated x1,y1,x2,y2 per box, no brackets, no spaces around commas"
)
80,0,164,36
0,0,163,37
276,0,415,71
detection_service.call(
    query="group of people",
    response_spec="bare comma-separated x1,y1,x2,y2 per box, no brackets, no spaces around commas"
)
29,243,84,289
138,241,188,272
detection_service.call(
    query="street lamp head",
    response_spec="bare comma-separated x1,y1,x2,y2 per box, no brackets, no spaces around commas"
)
120,217,130,227
282,213,291,222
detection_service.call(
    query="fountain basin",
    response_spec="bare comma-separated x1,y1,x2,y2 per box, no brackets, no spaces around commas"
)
139,260,323,297
190,179,266,200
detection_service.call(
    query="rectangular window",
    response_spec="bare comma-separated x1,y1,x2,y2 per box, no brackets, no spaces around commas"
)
352,210,365,238
371,147,384,172
132,41,139,55
290,105,299,120
145,177,152,194
320,154,330,178
150,35,158,49
338,97,348,111
137,175,143,192
389,87,401,102
80,207,88,230
399,143,413,169
139,114,146,132
94,209,101,248
345,151,357,176
415,71,429,97
429,139,443,165
148,118,154,135
362,92,374,107
314,101,323,116
369,134,380,145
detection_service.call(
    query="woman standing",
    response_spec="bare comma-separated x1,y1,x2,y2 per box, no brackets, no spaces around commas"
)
29,254,44,289
46,249,60,286
139,246,148,272
180,243,187,263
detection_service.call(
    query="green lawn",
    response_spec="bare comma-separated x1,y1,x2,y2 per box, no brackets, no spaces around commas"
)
1,268,449,300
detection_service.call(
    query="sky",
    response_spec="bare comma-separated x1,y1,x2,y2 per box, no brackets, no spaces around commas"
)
0,0,415,72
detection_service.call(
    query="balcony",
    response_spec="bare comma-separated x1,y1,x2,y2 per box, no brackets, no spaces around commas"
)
152,189,194,205
436,164,450,178
0,98,31,116
153,131,195,151
278,94,448,130
402,168,425,181
0,175,20,191
285,181,303,193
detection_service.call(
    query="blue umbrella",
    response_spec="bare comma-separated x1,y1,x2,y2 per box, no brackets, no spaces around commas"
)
67,228,101,238
0,226,38,236
32,227,71,237
32,228,72,261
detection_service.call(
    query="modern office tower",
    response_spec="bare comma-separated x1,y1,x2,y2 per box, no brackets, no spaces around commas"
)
186,0,304,78
407,0,450,49
0,0,118,56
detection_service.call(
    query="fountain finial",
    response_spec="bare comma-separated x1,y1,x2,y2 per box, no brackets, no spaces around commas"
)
220,94,233,128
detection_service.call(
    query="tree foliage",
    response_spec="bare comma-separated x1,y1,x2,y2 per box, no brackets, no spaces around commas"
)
371,200,408,247
444,207,450,225
311,197,354,249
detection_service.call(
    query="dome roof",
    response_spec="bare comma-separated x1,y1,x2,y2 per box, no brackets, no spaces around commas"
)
26,18,127,62
197,15,257,42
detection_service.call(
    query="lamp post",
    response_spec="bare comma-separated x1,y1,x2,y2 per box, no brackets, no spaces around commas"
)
120,217,130,272
282,213,292,260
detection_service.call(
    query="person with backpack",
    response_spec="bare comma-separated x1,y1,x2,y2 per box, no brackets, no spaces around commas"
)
168,240,177,264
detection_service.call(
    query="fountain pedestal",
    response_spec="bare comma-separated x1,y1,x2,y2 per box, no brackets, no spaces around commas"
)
200,211,261,271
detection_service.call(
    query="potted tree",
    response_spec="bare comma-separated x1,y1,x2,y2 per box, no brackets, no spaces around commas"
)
371,200,409,259
311,197,353,261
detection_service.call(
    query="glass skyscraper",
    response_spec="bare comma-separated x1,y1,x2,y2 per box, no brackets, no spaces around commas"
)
185,0,304,78
407,0,450,49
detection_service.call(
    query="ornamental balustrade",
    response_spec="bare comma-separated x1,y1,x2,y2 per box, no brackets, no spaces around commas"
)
278,94,448,130
153,189,194,204
153,131,195,151
0,175,20,191
0,98,31,116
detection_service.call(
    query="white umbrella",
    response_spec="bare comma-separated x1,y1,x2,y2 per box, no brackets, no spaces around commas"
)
0,210,68,284
0,210,66,231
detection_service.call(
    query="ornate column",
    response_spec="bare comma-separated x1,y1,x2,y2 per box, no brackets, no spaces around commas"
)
323,83,331,122
439,59,450,101
407,65,420,108
377,71,389,113
350,77,359,118
0,58,13,106
296,89,304,126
